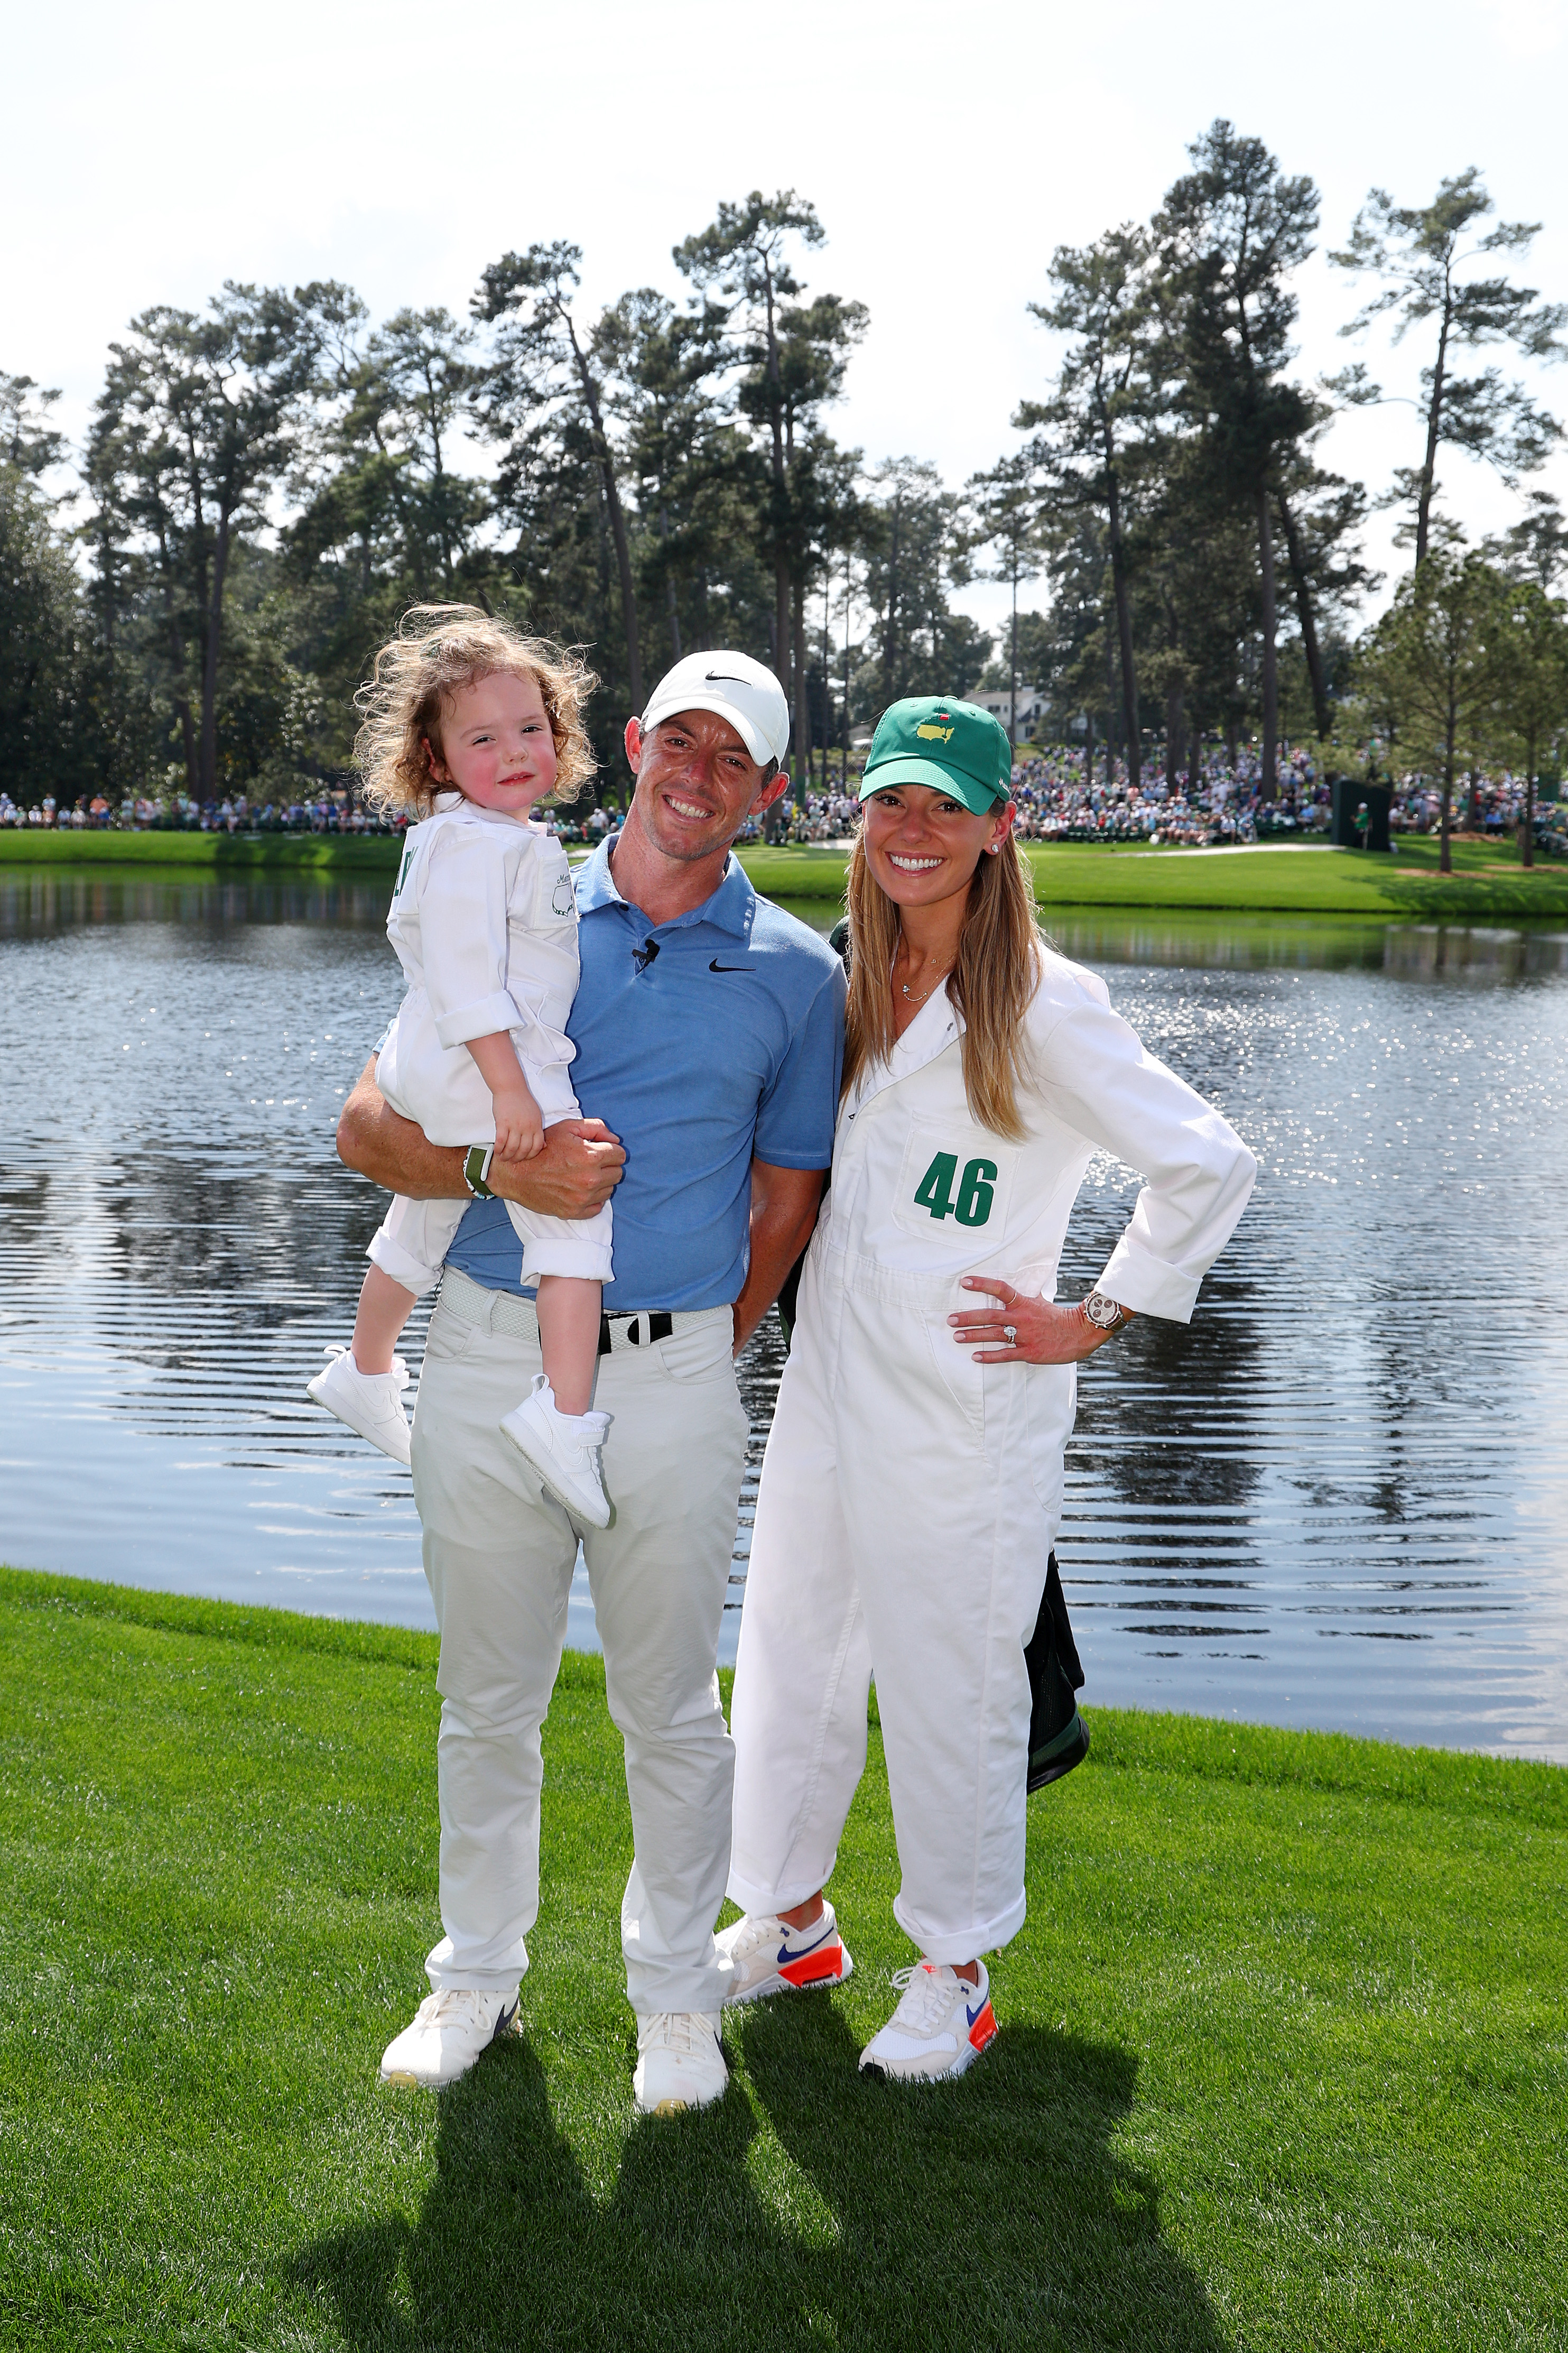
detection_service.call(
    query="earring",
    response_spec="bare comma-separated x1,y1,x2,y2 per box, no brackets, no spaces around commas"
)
987,843,999,854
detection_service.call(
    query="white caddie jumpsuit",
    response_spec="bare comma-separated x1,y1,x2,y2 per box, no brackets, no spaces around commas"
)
728,942,1257,1963
367,792,613,1293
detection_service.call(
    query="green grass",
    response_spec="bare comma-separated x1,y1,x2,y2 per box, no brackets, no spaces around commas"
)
0,830,401,874
8,826,1567,917
740,834,1568,919
3,1566,1564,2351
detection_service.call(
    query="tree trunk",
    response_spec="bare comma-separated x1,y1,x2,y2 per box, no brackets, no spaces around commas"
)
567,317,642,713
659,508,682,664
1523,728,1536,867
198,506,232,801
1278,495,1332,738
1415,303,1451,570
842,549,851,790
1102,457,1140,790
155,535,197,796
792,577,808,795
1103,632,1117,791
1009,565,1019,749
1165,683,1184,789
775,551,792,731
1256,485,1278,802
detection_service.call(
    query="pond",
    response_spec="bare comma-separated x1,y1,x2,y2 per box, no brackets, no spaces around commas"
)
2,869,1565,1760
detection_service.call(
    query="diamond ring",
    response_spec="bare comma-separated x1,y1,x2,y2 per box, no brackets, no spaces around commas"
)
1003,1324,1017,1347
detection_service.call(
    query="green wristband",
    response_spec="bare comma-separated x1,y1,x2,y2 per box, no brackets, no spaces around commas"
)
463,1145,497,1199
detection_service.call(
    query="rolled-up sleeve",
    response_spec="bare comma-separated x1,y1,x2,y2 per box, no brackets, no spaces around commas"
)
420,832,522,1049
1032,992,1257,1323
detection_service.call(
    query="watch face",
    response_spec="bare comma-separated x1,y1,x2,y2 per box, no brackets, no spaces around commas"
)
1084,1293,1121,1329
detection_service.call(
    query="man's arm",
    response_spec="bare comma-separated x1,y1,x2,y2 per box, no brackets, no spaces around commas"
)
336,1056,624,1219
732,1159,825,1355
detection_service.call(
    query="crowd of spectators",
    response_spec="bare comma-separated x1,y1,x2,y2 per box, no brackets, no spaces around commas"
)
750,745,1565,851
1,751,1562,852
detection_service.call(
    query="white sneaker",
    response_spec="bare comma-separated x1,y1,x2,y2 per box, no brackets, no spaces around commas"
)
859,1959,997,2083
307,1345,412,1467
499,1374,611,1528
633,2011,728,2116
379,1986,521,2089
716,1902,854,2006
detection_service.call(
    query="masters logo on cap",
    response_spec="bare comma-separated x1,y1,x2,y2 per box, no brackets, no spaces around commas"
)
858,697,1013,815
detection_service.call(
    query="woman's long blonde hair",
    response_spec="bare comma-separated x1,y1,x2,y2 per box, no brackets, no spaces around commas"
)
841,825,1043,1141
355,605,597,821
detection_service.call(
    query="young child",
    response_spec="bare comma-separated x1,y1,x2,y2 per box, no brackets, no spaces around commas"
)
307,606,615,1526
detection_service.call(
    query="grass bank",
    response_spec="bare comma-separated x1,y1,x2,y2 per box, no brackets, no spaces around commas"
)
7,827,1568,919
3,1565,1563,2351
0,830,401,875
743,834,1568,921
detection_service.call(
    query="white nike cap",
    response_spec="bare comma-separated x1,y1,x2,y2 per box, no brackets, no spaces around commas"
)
641,651,791,767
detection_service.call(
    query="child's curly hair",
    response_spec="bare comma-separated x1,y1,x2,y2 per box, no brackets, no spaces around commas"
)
355,605,598,820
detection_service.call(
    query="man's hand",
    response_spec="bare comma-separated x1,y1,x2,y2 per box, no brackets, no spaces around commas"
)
337,1057,623,1217
732,1161,825,1355
490,1118,624,1220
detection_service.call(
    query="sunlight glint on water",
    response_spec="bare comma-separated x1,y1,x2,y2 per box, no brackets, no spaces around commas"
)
1,874,1564,1758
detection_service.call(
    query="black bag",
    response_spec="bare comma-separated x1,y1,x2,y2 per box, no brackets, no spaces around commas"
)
1025,1554,1090,1791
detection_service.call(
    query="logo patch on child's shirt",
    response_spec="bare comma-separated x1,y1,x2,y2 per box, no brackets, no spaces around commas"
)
551,871,576,918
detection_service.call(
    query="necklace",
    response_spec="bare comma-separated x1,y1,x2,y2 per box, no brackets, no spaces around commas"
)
899,963,952,1007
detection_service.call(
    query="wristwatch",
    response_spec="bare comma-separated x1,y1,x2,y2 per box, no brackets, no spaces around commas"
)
1080,1289,1131,1335
463,1144,497,1199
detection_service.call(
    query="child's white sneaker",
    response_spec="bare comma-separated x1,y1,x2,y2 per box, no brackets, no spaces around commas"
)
307,1344,412,1467
499,1374,611,1527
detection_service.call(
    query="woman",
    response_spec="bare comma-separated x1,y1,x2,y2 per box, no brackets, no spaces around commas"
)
717,696,1257,2081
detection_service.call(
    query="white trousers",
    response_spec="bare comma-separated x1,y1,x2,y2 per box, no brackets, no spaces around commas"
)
728,1230,1070,1963
367,1179,614,1296
373,1037,613,1293
410,1270,748,2013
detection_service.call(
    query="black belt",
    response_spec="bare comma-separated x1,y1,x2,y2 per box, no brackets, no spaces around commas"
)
598,1311,674,1356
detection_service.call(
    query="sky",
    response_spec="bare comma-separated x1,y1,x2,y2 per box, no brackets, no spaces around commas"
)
10,0,1568,647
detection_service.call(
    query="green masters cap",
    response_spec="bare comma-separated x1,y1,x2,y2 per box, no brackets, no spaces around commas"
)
859,696,1014,815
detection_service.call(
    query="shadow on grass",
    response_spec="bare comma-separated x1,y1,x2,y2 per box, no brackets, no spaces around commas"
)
296,1996,1223,2352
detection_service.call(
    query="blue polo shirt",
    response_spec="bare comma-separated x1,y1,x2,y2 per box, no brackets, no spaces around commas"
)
442,837,844,1311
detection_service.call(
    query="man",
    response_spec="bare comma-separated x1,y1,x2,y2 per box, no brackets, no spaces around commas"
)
336,650,842,2116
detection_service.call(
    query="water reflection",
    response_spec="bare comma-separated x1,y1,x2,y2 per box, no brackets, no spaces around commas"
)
1,875,1564,1759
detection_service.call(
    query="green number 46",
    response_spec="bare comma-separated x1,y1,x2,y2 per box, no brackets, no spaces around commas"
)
913,1151,997,1227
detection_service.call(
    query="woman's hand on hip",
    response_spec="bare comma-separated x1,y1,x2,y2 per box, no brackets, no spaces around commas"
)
949,1276,1110,1365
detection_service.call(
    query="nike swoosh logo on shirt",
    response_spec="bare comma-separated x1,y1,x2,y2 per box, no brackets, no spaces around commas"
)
709,958,756,973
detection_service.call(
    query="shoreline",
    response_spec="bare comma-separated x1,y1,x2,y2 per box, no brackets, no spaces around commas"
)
4,826,1566,918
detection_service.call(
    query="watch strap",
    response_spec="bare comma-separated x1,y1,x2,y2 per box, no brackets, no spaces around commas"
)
463,1144,497,1199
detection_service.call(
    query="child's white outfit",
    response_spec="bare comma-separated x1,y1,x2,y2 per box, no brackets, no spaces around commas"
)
367,793,613,1295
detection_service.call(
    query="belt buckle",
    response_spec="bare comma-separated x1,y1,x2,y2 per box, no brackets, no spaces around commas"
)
598,1311,673,1355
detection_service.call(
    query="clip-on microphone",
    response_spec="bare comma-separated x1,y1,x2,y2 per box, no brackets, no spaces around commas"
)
632,937,661,973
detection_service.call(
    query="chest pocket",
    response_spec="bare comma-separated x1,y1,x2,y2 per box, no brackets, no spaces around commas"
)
890,1119,1017,1243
